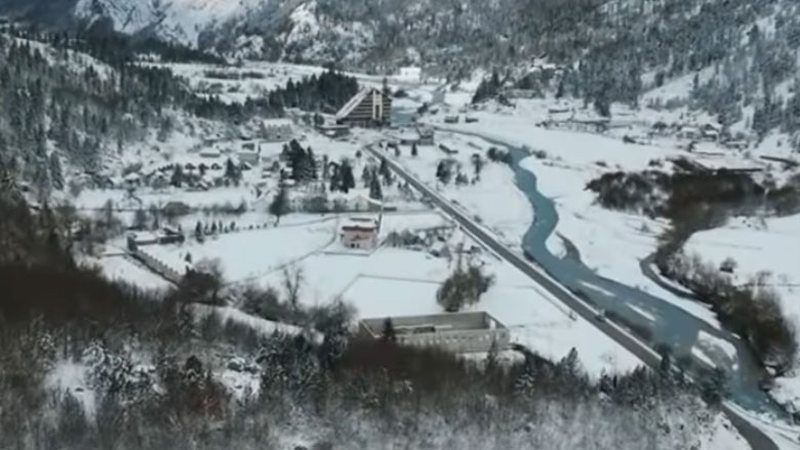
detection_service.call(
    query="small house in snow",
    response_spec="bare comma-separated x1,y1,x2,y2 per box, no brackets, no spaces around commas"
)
340,217,381,250
200,148,221,159
417,126,435,146
398,67,422,82
444,115,460,124
238,142,261,165
700,123,721,141
336,88,392,128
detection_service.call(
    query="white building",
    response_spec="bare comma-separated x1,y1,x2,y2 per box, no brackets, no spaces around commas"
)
238,142,261,165
398,66,422,82
340,216,380,249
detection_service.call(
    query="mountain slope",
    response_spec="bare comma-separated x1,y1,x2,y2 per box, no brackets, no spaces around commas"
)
72,0,268,45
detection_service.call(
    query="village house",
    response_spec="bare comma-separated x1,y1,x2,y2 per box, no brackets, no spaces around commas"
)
200,148,222,159
398,66,422,82
238,142,261,165
317,123,351,138
336,88,392,127
340,216,381,250
700,123,721,141
444,115,460,124
417,126,435,146
359,312,510,354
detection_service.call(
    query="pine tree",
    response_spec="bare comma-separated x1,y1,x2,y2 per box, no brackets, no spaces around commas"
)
195,221,203,241
379,158,391,185
339,160,355,193
49,153,64,190
362,166,372,188
381,318,397,342
171,165,184,187
270,187,290,224
225,157,241,183
306,147,317,179
369,173,383,200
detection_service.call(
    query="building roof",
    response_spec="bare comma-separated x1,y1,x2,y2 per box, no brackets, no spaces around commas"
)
341,216,379,232
335,88,383,121
262,118,294,127
360,311,506,337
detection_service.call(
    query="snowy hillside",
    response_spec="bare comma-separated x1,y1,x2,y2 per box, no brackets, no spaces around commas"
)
73,0,268,46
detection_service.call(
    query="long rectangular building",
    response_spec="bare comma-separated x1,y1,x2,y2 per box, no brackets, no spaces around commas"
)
359,311,510,354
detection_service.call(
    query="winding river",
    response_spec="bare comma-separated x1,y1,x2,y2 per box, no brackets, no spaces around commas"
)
448,126,790,421
391,94,792,421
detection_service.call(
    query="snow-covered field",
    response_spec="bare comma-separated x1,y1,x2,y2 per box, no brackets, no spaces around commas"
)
90,254,174,291
144,217,336,283
395,130,534,246
685,214,800,410
248,217,642,377
417,104,728,328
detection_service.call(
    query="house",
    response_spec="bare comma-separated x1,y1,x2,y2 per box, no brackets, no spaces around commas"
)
200,148,222,159
677,126,700,140
359,312,510,354
505,89,538,99
335,88,392,127
438,144,458,155
261,119,294,142
398,66,422,82
417,126,435,146
700,123,721,141
317,123,351,138
238,142,261,165
651,121,669,135
340,216,381,249
123,172,142,188
444,115,460,124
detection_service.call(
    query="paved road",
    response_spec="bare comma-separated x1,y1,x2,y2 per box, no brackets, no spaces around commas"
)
366,144,781,450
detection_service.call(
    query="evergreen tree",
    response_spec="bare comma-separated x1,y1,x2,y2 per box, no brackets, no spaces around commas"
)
361,166,372,188
225,157,241,183
369,173,383,200
171,165,184,187
379,158,392,185
339,160,355,193
49,153,64,191
381,317,397,342
269,187,290,224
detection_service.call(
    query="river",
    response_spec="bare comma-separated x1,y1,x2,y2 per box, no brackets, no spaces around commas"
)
435,123,791,421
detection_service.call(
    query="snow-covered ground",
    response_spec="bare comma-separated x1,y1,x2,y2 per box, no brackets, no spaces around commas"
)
248,216,642,377
685,214,800,410
143,217,336,283
394,130,534,246
416,103,729,329
45,362,96,417
90,254,174,291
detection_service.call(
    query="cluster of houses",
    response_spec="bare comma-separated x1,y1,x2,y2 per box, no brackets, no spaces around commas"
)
651,121,750,149
96,119,297,192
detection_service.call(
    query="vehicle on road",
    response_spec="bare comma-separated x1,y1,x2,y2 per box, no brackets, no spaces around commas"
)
594,309,607,322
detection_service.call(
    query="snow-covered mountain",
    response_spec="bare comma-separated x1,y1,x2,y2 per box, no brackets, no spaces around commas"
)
72,0,269,46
